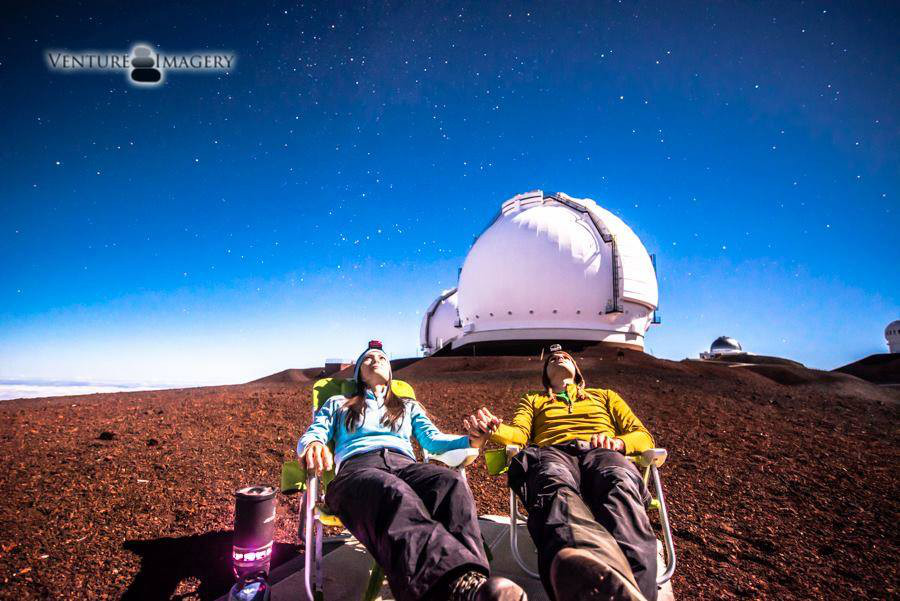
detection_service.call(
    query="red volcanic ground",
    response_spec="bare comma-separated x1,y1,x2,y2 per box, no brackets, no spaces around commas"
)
1,348,897,599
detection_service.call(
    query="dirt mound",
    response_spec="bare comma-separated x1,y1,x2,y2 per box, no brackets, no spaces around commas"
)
397,355,541,377
731,364,896,404
389,357,423,371
741,364,846,386
1,354,898,600
706,353,805,367
834,353,900,385
249,368,324,384
398,346,670,379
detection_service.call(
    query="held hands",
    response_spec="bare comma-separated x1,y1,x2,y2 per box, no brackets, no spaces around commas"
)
462,407,503,449
301,441,334,475
591,433,625,453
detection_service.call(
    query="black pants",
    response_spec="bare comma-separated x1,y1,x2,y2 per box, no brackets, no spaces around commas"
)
324,448,489,601
508,443,658,601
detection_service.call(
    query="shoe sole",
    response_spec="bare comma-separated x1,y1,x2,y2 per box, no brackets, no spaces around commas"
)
479,584,528,601
551,550,648,601
474,576,528,601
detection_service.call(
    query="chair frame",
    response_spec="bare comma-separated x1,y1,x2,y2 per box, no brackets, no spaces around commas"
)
498,445,676,586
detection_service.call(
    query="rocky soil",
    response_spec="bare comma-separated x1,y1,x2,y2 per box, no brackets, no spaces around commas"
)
1,348,897,599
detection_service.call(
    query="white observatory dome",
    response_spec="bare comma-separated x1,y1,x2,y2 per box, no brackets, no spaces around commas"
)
419,190,659,354
420,289,460,355
886,320,900,354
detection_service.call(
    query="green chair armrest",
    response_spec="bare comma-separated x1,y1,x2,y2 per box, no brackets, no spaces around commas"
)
284,442,342,491
628,448,668,469
281,460,338,494
281,460,307,494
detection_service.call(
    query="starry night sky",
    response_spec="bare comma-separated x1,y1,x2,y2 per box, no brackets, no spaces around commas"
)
1,1,898,386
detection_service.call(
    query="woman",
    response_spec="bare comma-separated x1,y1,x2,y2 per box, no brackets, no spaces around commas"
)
297,340,526,601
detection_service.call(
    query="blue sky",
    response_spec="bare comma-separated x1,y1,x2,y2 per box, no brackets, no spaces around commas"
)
1,2,897,385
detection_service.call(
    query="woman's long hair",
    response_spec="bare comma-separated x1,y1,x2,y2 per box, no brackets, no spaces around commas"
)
343,373,410,432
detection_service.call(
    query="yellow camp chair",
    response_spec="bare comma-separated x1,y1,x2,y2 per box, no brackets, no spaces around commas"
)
281,377,478,601
484,445,676,587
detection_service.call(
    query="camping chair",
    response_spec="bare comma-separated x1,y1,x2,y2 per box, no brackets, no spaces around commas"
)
280,377,479,601
484,445,676,587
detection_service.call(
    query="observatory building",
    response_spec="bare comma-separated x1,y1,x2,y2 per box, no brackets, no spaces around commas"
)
699,336,745,360
887,320,900,353
420,190,660,356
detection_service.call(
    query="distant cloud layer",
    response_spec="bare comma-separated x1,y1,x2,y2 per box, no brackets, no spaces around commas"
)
0,381,177,401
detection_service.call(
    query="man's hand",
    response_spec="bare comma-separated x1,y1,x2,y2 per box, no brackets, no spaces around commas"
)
301,442,334,475
590,433,625,454
463,407,502,448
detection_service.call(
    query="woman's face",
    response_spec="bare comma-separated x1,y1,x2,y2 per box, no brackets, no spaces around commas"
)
359,351,391,387
546,352,576,381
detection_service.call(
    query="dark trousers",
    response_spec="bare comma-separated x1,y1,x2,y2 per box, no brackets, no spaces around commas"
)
508,443,658,601
324,448,489,601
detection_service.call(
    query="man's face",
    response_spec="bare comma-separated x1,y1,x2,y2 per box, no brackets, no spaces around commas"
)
359,351,391,386
546,352,576,381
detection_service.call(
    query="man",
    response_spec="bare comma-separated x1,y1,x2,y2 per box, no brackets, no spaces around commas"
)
463,345,657,601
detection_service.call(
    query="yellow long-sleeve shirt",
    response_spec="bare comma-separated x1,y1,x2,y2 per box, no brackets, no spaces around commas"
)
490,383,655,455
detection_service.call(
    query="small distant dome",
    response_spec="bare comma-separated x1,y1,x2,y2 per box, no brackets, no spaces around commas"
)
710,336,742,354
886,320,900,354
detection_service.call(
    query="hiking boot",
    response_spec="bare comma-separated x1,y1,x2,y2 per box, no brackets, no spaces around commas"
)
550,548,648,601
448,571,528,601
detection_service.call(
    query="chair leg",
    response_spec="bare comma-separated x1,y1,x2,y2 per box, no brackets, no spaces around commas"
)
650,464,676,585
362,560,385,601
315,519,324,593
303,477,318,601
298,495,307,544
509,489,540,579
482,534,493,562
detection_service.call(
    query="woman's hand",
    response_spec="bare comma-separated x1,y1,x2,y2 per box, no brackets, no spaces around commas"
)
463,407,502,449
590,433,625,453
301,441,334,475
